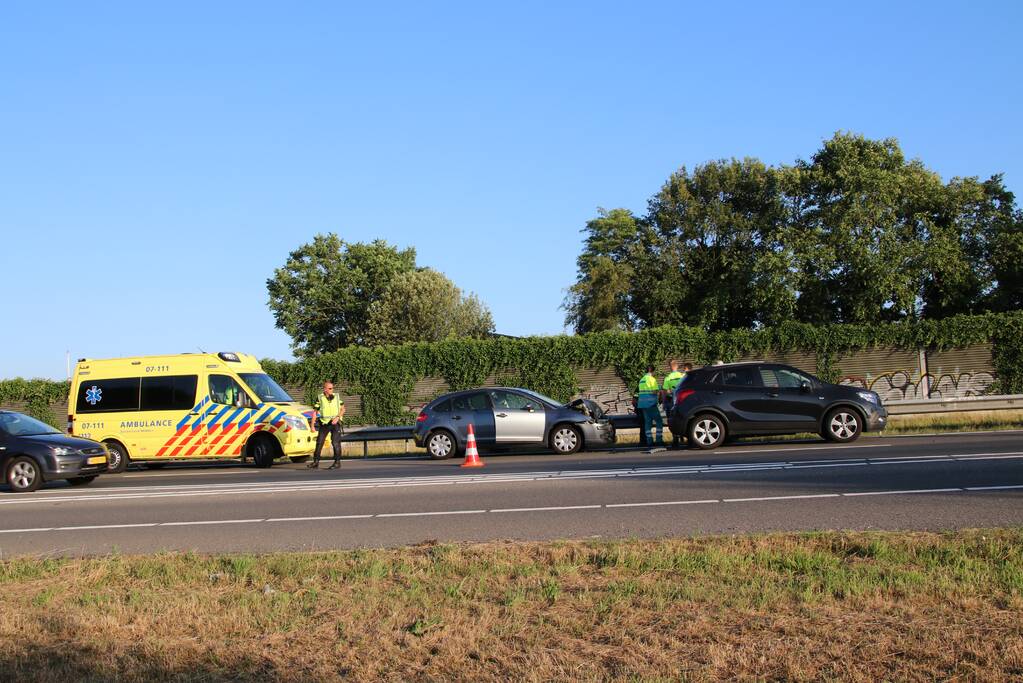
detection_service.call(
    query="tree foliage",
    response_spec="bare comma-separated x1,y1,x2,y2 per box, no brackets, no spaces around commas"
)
566,132,1023,332
365,269,494,346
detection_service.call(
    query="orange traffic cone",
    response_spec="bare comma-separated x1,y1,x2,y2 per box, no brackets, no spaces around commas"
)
460,424,484,468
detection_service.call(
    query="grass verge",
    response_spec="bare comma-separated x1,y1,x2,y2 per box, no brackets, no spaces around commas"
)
1,530,1021,681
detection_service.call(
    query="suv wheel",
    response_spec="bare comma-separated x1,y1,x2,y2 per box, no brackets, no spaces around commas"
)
549,425,582,454
824,408,862,443
6,456,42,493
689,414,726,450
426,430,455,460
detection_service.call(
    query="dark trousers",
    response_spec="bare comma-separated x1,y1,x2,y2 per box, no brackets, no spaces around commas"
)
314,420,342,463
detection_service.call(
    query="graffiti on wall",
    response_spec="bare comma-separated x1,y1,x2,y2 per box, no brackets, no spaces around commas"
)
841,370,995,402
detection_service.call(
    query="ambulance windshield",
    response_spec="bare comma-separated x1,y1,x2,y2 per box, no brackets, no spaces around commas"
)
239,374,293,403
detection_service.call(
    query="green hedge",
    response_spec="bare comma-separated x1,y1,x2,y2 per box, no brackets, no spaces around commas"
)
4,312,1022,427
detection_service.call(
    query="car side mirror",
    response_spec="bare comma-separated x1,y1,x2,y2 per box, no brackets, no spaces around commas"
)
800,381,811,393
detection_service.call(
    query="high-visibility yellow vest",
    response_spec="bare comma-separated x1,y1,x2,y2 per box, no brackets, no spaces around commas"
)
637,374,659,408
663,370,685,393
314,393,343,420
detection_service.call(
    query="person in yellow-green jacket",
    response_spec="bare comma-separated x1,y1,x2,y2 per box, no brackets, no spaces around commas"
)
662,360,689,449
637,364,665,449
309,381,346,470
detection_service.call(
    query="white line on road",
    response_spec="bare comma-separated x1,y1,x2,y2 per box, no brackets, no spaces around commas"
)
1,484,1019,535
4,448,1023,507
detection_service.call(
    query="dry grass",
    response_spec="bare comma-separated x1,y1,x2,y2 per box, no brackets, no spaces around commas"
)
886,409,1023,434
2,530,1022,681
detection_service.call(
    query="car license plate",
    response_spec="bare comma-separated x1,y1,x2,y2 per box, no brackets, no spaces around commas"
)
87,456,107,465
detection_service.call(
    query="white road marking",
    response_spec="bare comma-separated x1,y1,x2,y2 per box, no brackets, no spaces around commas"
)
843,488,963,497
722,493,842,502
491,505,603,513
0,485,1019,535
605,499,718,508
3,448,1022,507
376,509,487,518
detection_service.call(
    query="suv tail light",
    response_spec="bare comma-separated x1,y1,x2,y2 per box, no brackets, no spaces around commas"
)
675,389,695,403
416,411,428,423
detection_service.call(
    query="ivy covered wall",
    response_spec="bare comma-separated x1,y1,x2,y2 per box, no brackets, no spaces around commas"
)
3,312,1022,427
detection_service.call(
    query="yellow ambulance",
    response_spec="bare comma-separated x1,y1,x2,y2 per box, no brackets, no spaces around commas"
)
69,352,315,472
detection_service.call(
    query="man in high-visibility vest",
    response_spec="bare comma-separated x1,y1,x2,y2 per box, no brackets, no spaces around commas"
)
637,364,665,449
309,380,346,469
662,360,686,448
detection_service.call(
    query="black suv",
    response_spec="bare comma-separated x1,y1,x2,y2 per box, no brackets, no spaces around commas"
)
1,410,109,492
668,363,887,449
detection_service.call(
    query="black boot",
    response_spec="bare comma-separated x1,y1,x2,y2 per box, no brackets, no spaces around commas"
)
327,461,340,470
307,460,320,469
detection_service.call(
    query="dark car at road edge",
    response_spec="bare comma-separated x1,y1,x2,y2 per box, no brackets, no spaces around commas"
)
1,410,110,492
668,362,887,449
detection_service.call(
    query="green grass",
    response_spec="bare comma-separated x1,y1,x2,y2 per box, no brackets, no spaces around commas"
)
1,530,1021,681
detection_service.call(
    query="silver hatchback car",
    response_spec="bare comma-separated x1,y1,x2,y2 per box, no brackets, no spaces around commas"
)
413,387,616,459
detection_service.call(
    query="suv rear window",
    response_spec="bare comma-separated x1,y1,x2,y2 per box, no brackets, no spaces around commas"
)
721,367,759,387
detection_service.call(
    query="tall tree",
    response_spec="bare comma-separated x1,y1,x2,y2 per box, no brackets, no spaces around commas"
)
266,234,416,355
563,208,639,333
364,269,495,346
641,158,797,330
793,133,942,324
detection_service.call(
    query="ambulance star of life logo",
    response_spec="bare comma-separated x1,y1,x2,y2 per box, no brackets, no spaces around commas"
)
85,386,103,405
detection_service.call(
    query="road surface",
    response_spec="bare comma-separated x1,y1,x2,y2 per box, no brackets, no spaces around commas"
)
1,431,1022,556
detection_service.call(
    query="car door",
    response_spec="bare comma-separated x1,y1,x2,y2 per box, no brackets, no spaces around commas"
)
488,389,547,443
717,367,767,435
770,365,825,432
448,392,496,445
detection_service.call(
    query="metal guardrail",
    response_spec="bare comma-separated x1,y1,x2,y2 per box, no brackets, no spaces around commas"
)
883,394,1023,416
335,425,415,457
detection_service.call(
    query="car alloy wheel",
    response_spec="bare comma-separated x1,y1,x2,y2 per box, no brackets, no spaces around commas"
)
9,459,38,491
428,432,453,459
692,418,722,447
551,426,579,454
829,411,858,440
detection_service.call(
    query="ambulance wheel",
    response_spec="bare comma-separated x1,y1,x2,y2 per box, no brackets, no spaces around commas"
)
289,456,310,463
249,435,277,468
104,441,130,473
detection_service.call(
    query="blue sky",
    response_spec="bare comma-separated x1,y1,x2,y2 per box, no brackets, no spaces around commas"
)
2,1,1021,379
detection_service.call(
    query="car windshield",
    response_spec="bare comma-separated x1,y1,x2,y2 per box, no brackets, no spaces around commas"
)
517,389,561,407
239,373,294,402
0,413,61,437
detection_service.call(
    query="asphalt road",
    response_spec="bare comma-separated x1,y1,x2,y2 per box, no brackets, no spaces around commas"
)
2,431,1022,556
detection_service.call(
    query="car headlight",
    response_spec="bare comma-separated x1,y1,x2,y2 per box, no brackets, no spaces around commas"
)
50,446,79,456
857,391,879,405
283,415,308,431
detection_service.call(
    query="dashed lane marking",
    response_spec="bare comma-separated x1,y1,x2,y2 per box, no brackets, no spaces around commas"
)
0,484,1020,535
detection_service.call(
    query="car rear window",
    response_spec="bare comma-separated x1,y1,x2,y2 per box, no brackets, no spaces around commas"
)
432,399,452,412
721,367,759,387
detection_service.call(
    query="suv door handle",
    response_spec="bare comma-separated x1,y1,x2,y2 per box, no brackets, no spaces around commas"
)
765,392,779,398
712,390,724,395
452,415,462,420
496,413,508,418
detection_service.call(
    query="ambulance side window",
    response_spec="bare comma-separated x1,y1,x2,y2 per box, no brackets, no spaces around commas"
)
208,375,252,408
141,375,198,411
